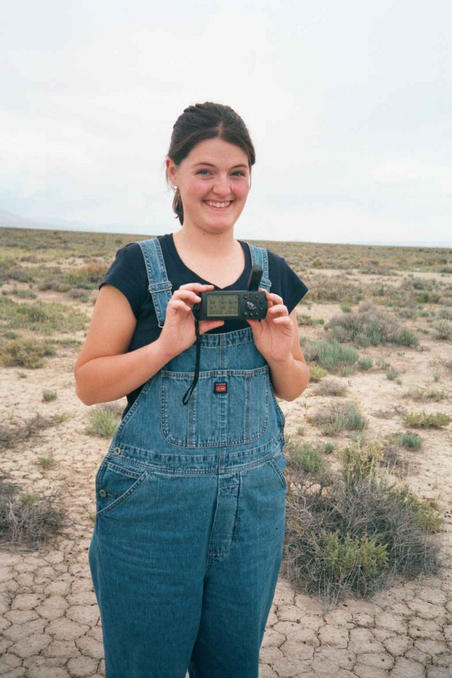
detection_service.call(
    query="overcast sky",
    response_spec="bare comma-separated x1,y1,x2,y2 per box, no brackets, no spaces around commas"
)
1,0,451,244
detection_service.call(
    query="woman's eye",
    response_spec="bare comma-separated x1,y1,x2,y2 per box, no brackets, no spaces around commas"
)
232,171,246,177
196,169,211,176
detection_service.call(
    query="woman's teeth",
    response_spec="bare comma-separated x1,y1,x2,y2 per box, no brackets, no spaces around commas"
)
205,201,231,208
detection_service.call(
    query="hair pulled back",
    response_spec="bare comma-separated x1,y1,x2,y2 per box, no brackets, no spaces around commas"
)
167,102,256,225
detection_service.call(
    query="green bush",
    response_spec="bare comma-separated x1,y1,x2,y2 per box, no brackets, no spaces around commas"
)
282,468,440,604
403,411,451,428
322,531,388,583
0,338,56,368
86,407,120,437
302,339,358,373
0,297,88,334
341,440,382,487
288,441,325,474
326,304,418,347
311,401,367,436
399,432,423,450
42,390,57,402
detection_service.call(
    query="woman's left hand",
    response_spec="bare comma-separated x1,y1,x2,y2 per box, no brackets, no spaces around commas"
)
246,289,294,363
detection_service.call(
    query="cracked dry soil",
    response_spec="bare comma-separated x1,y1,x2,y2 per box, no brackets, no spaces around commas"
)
1,277,452,677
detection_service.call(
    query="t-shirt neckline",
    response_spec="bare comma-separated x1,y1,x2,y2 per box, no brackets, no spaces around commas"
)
168,233,250,290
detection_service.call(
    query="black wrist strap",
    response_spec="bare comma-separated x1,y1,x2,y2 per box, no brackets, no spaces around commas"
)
182,317,201,405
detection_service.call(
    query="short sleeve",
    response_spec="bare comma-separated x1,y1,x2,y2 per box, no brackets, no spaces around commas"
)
267,250,309,314
99,242,148,318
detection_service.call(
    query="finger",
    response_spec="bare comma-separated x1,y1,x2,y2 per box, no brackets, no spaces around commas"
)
172,290,202,304
168,299,192,314
264,290,284,306
267,303,288,317
178,283,215,291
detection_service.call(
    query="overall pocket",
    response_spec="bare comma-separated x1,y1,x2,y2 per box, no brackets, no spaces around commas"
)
160,367,270,448
95,458,148,518
268,450,288,491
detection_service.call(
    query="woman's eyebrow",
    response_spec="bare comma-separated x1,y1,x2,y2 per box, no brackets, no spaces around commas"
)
192,162,249,169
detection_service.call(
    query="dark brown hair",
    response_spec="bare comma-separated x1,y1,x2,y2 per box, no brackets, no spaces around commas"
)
166,102,256,224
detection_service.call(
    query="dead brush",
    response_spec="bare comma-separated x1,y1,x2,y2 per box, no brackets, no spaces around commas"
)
0,474,66,549
0,413,58,451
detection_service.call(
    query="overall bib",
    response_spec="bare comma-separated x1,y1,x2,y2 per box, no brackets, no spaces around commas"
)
88,237,288,678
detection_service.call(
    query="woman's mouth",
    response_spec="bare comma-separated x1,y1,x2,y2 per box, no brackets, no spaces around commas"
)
204,200,232,209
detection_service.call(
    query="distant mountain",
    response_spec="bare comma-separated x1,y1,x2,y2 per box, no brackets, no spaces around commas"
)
0,208,48,229
1,209,450,248
0,209,143,234
349,240,452,248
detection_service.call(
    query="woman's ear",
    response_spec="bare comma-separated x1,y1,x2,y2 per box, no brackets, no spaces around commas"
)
166,157,177,185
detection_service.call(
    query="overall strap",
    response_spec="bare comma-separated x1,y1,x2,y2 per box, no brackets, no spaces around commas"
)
137,238,172,328
247,244,272,291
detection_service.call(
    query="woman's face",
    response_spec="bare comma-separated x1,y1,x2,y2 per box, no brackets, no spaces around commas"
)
166,137,251,235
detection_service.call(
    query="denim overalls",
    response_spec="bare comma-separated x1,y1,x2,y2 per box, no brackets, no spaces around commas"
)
88,237,288,678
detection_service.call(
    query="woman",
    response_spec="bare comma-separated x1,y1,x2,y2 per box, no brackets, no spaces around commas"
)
75,102,309,678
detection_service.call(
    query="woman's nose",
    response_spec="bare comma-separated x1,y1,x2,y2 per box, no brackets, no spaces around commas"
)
212,175,232,196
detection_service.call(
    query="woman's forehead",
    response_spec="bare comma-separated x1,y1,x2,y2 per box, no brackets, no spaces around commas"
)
185,138,249,167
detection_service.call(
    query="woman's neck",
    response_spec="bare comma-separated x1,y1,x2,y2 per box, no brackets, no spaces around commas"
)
173,224,239,259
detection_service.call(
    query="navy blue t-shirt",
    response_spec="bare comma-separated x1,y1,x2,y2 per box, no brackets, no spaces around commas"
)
100,233,308,415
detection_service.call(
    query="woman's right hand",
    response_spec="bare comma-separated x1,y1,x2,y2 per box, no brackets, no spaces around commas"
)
157,283,224,360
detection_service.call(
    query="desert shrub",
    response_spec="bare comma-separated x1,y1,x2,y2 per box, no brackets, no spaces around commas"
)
36,455,57,470
67,288,90,301
437,308,452,320
321,531,388,584
358,358,372,370
393,432,423,450
42,390,57,402
86,406,120,437
66,262,107,289
432,319,452,341
0,413,57,450
326,304,418,347
0,475,66,548
403,411,451,428
306,364,328,382
286,440,326,474
11,288,37,299
314,378,347,396
282,467,440,604
387,485,442,533
0,259,35,283
297,314,324,326
306,275,362,303
0,338,56,368
302,339,358,373
403,387,445,402
310,401,367,436
341,439,382,487
386,367,399,380
0,297,89,334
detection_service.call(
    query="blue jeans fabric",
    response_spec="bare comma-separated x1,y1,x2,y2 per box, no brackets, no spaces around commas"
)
88,238,287,678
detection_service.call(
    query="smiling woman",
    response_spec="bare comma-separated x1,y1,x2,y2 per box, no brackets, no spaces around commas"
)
75,101,309,678
166,137,251,238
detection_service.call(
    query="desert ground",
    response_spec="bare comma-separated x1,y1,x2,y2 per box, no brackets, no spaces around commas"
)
0,227,451,677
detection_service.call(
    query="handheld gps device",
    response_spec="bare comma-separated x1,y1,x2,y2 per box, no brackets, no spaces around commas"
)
193,266,267,321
